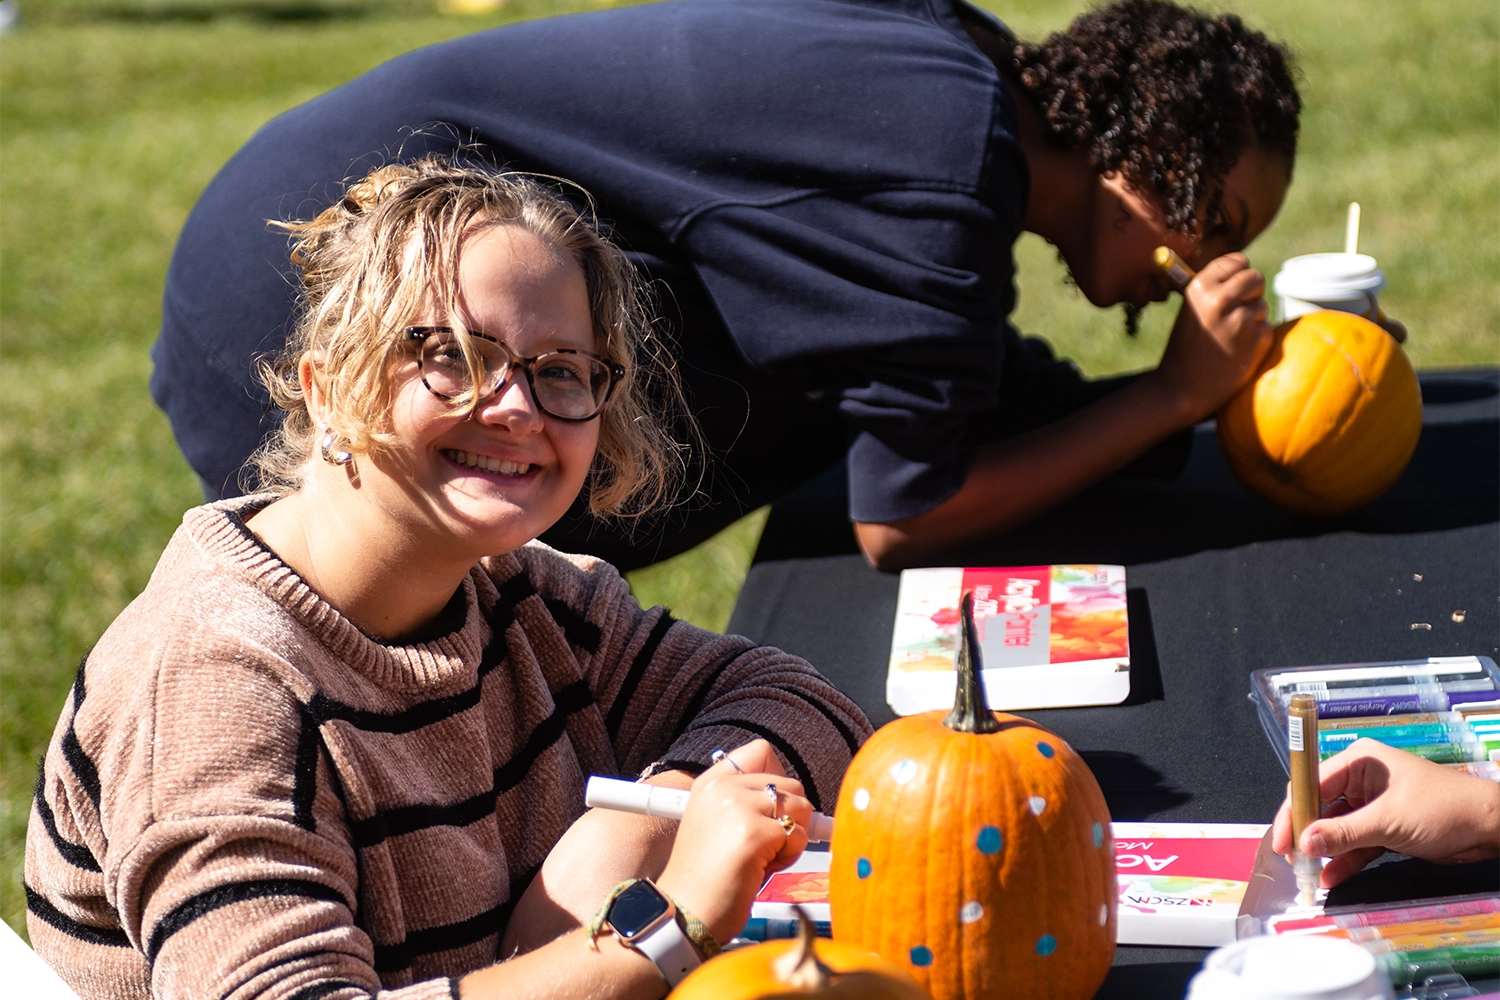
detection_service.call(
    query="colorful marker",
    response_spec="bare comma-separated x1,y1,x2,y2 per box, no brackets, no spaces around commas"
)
1358,928,1500,953
1371,940,1500,985
1286,677,1496,696
1318,722,1474,745
1343,913,1500,943
1321,711,1476,730
1269,658,1487,689
1317,691,1500,720
1287,693,1323,908
1286,680,1497,701
1267,896,1500,936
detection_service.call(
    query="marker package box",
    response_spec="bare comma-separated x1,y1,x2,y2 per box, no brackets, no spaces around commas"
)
886,565,1131,715
1249,656,1500,773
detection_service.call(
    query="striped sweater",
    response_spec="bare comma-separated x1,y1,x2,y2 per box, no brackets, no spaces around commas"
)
25,498,870,999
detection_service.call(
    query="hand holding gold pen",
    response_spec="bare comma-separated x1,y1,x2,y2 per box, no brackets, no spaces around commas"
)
1153,246,1197,290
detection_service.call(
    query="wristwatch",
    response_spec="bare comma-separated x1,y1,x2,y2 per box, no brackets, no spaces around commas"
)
601,879,703,987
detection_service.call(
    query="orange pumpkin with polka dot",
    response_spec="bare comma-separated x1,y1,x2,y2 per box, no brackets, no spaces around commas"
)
830,592,1116,1000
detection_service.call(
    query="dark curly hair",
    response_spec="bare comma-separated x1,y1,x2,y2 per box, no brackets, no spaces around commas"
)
1011,0,1300,235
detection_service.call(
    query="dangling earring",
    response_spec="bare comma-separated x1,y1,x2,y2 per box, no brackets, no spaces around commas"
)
320,426,353,466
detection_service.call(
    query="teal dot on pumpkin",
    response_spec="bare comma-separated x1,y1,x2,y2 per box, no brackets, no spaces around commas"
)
857,857,872,879
1036,934,1058,956
910,945,934,967
975,825,1003,855
1037,741,1055,758
1093,822,1105,848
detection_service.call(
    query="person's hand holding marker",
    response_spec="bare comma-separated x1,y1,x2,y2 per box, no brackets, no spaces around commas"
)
654,739,814,945
1149,246,1276,426
1271,737,1500,888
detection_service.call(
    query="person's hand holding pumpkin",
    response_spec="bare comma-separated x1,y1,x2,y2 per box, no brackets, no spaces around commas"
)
1271,737,1500,888
1151,252,1276,424
657,740,813,944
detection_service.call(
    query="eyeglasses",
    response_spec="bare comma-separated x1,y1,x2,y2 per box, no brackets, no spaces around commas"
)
404,326,624,422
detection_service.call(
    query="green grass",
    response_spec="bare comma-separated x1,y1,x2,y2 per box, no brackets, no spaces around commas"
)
2,0,1496,941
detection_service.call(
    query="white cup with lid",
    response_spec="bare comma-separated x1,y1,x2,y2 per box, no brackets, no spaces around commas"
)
1186,936,1395,1000
1272,252,1386,324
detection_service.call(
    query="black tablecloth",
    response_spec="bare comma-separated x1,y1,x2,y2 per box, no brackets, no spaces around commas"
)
727,368,1500,999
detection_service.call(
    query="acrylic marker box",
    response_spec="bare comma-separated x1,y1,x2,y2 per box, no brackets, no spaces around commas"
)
1249,655,1500,774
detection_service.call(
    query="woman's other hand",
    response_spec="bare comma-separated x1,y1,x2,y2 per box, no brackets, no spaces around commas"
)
1271,737,1500,888
1152,252,1275,424
656,739,812,944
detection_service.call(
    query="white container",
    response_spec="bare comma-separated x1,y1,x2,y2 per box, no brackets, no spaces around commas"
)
1272,253,1386,323
1186,936,1395,1000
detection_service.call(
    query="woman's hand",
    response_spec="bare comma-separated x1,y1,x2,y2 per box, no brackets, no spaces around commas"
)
1151,252,1275,424
655,740,812,944
1271,738,1500,888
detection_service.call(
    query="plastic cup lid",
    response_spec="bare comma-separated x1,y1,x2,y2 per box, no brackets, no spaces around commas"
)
1187,936,1393,1000
1273,253,1386,300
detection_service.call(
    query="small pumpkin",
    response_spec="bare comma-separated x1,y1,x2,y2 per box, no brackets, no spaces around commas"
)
671,907,929,999
830,594,1115,1000
1217,310,1422,517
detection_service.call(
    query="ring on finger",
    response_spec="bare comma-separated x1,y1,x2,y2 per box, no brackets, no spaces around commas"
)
711,749,744,774
765,783,779,818
778,813,796,836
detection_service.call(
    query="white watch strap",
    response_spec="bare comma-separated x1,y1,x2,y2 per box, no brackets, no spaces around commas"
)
635,914,702,987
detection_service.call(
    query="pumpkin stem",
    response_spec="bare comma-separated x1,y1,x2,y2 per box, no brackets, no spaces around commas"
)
772,905,834,989
943,591,1004,734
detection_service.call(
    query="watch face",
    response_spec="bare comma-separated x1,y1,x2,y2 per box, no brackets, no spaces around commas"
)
609,881,672,938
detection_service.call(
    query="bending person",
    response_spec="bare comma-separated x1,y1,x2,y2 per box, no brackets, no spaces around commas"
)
1272,738,1500,888
28,158,870,999
152,0,1301,570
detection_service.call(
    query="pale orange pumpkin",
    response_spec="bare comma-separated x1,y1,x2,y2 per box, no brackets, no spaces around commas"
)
1217,310,1422,517
671,907,929,999
830,594,1116,1000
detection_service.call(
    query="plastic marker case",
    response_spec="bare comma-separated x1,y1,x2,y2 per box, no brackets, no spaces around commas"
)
1249,656,1500,773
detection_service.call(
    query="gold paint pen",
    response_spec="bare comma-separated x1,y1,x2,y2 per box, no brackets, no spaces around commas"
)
1153,246,1197,290
1288,693,1323,907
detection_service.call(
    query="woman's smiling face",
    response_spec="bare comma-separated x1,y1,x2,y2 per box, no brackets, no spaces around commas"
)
364,224,601,561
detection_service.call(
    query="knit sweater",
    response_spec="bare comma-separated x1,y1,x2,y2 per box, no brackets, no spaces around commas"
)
25,498,871,1000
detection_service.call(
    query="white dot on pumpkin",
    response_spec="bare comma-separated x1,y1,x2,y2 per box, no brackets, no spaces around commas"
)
891,759,919,785
853,788,871,811
1028,795,1047,816
960,901,984,924
1099,904,1109,926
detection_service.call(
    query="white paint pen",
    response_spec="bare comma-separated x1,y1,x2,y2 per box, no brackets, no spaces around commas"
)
585,776,836,844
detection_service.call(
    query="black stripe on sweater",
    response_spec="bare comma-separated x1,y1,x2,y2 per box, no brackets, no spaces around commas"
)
292,703,322,831
676,642,759,729
25,884,130,948
60,653,102,813
287,982,363,1000
305,626,510,736
603,612,676,739
350,680,594,848
372,863,541,973
766,684,864,759
145,878,349,963
687,717,822,812
33,763,102,872
497,570,600,654
542,598,601,654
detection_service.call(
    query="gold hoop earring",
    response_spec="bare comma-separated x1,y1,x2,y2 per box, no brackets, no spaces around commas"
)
320,427,353,466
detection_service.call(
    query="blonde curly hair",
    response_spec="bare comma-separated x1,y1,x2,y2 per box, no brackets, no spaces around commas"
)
254,155,688,519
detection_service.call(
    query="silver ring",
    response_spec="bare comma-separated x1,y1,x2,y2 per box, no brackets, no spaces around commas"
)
710,749,743,773
765,783,779,818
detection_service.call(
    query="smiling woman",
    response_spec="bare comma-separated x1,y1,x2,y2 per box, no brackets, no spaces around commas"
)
22,157,871,1000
